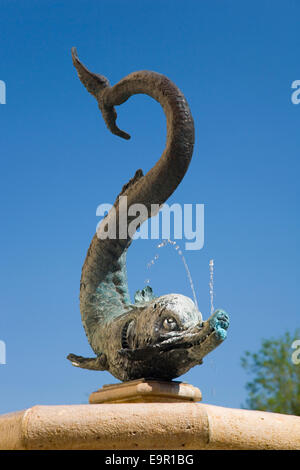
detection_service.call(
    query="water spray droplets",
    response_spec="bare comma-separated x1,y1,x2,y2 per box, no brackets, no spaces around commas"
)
145,239,199,310
145,244,215,317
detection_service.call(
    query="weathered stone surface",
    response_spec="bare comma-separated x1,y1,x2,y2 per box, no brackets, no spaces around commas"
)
0,403,299,450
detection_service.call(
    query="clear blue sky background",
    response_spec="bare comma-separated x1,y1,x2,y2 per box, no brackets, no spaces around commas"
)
0,0,299,414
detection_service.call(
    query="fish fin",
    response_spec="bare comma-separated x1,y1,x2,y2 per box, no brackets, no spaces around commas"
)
71,47,110,98
117,168,144,199
134,285,156,305
67,353,108,371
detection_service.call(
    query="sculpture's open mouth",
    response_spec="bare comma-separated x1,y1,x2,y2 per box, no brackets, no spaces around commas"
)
160,328,215,352
119,310,229,361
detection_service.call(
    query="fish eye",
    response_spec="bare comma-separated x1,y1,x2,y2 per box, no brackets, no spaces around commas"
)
163,317,178,331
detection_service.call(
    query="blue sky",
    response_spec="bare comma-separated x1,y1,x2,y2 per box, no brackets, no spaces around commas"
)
0,0,299,414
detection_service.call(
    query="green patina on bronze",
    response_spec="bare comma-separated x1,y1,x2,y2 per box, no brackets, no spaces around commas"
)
67,48,229,381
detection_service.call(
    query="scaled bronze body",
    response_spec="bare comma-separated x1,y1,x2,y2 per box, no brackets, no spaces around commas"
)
67,48,229,381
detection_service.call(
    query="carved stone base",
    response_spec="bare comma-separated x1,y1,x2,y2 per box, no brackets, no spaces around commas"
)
89,378,202,404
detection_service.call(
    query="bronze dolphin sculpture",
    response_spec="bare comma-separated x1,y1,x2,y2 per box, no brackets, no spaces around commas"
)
67,48,229,381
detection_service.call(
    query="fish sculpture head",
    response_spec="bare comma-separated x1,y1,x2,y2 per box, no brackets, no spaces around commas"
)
113,291,229,380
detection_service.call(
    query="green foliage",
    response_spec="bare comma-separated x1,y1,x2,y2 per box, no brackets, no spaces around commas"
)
241,329,300,416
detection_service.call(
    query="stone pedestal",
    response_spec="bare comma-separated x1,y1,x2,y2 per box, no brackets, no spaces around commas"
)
89,378,202,404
